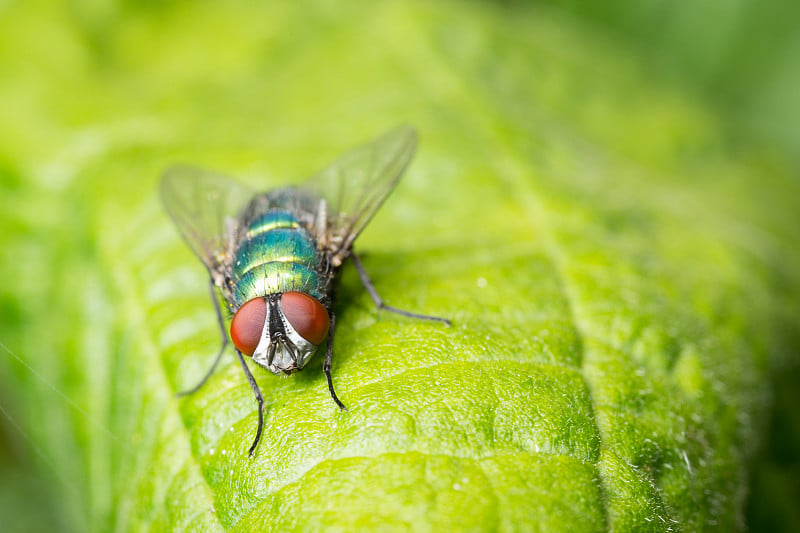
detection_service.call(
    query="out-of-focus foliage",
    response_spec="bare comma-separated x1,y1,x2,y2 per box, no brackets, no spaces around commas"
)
529,0,800,162
0,0,798,531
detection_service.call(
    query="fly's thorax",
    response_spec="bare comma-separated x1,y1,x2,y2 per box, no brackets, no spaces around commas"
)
230,208,328,305
230,292,330,375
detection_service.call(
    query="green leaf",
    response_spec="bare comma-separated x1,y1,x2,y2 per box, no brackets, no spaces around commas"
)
1,1,798,531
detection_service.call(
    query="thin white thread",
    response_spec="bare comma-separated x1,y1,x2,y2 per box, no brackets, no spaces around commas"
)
0,403,81,495
0,340,132,454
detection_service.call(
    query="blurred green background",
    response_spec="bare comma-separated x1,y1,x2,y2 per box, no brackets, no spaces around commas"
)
1,0,799,531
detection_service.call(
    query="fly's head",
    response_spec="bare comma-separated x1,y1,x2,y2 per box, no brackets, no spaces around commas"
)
230,292,330,375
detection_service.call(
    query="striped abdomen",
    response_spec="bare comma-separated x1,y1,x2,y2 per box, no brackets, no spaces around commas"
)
231,209,323,306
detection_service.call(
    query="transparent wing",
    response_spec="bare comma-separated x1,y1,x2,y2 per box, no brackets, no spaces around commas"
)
302,125,418,257
160,165,256,273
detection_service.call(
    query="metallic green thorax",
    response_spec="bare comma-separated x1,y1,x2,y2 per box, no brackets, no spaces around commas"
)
232,208,323,306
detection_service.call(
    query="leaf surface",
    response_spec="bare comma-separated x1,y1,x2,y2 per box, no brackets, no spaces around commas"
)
0,1,798,531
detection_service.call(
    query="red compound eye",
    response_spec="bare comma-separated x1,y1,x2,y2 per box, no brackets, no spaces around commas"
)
281,292,329,345
230,298,267,356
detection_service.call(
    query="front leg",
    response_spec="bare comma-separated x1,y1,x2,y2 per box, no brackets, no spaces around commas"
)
235,347,265,456
324,311,346,410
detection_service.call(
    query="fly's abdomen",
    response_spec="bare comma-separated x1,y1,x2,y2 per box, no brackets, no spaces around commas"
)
232,209,323,305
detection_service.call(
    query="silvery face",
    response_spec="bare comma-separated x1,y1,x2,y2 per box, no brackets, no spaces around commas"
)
251,298,319,375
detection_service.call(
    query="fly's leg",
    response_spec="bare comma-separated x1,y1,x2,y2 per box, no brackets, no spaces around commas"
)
351,252,451,326
235,347,265,456
324,312,346,410
177,278,229,397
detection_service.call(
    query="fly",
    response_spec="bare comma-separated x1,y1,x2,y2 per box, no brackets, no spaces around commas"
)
160,126,450,455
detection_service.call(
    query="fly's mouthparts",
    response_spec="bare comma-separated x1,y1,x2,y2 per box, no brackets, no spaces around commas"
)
285,338,300,364
266,333,301,367
267,338,279,366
